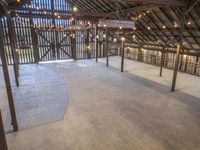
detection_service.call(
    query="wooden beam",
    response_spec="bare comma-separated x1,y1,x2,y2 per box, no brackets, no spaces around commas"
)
0,110,8,150
121,39,125,72
4,6,20,87
0,21,18,132
171,1,189,92
122,0,186,7
95,24,98,62
106,29,109,67
102,4,159,20
185,0,200,15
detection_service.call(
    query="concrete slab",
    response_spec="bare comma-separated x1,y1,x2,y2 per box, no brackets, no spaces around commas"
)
4,59,200,150
0,64,69,131
99,56,200,98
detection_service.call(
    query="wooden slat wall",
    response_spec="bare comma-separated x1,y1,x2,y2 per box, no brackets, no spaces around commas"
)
124,47,200,76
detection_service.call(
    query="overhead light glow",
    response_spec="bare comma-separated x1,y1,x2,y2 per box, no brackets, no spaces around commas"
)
163,25,166,29
73,6,78,12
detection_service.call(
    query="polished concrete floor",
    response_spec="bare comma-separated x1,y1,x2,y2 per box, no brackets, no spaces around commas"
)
5,58,200,150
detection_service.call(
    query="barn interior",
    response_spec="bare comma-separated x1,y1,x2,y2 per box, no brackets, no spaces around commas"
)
0,0,200,150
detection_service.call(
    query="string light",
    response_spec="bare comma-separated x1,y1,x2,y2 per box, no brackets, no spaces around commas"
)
163,25,166,29
187,21,191,25
44,11,47,14
73,6,78,12
133,35,136,39
133,27,136,30
174,22,178,28
113,38,117,42
119,26,122,29
121,37,125,41
17,0,20,2
148,26,151,30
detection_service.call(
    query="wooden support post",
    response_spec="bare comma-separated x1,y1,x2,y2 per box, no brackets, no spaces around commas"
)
171,1,188,92
138,45,142,61
85,27,90,59
95,24,98,63
30,19,39,63
0,110,8,150
72,32,76,60
106,29,109,67
160,52,164,77
171,43,181,92
4,7,19,87
194,56,199,75
121,40,125,72
184,55,189,72
0,23,18,131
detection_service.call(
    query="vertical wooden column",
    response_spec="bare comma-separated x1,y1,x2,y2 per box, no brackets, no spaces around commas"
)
184,55,189,72
4,7,19,87
171,44,181,91
160,51,165,77
30,19,39,63
85,27,90,59
0,23,18,131
121,39,125,72
194,56,199,75
171,1,188,92
71,32,76,60
106,29,109,67
0,110,8,150
95,24,98,62
179,55,184,70
138,45,142,61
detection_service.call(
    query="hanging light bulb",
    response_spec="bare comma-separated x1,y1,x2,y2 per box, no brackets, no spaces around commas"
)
163,25,166,29
174,22,178,28
148,26,151,30
73,6,78,12
133,35,136,39
133,27,136,30
103,34,106,38
187,21,191,25
113,38,117,42
121,37,125,41
17,0,20,2
119,26,122,29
